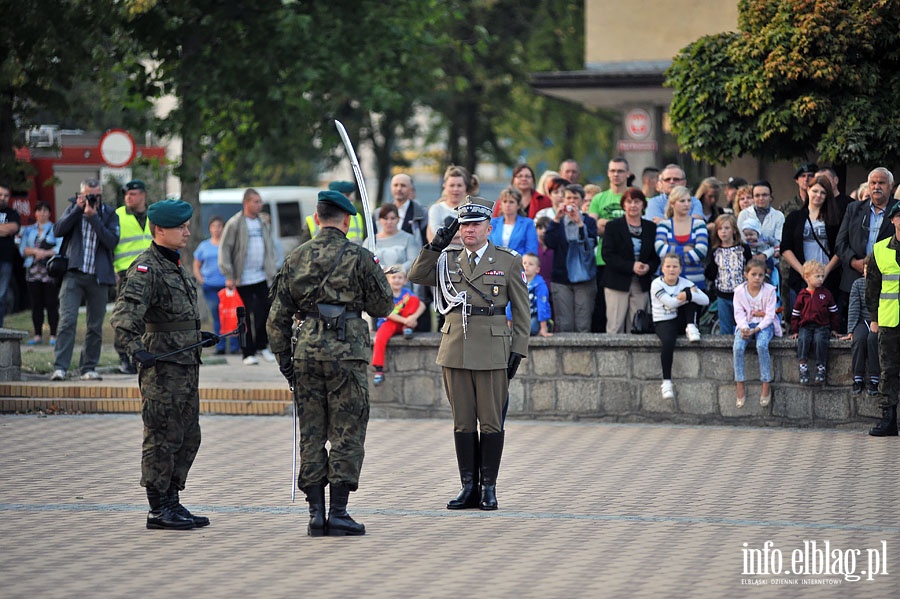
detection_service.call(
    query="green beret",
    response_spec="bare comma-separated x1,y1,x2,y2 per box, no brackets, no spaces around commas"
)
317,190,357,216
328,180,356,195
148,199,193,228
124,179,146,192
888,203,900,219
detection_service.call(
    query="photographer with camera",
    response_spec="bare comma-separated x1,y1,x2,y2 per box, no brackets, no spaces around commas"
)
50,178,120,381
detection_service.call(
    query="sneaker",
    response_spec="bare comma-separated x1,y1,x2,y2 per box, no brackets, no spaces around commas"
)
814,365,826,385
50,369,67,381
26,338,42,346
80,370,102,381
685,324,701,342
49,337,57,346
260,348,276,363
851,380,864,396
868,381,880,396
660,380,675,400
403,327,414,339
373,372,384,386
799,365,809,385
243,355,259,366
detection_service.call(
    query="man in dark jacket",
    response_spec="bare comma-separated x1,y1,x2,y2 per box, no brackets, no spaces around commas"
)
50,178,120,381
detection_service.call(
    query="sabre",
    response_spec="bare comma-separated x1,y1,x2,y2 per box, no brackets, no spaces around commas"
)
334,120,376,256
290,321,299,502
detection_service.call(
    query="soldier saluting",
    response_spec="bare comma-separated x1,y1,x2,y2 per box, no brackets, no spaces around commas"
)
408,196,529,511
267,190,393,536
111,199,219,530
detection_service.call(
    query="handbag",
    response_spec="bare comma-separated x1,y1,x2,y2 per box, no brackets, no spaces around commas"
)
565,238,596,284
631,309,655,334
46,235,70,280
218,288,245,333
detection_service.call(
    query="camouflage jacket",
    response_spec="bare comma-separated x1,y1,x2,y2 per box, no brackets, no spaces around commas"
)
267,226,393,362
111,243,202,365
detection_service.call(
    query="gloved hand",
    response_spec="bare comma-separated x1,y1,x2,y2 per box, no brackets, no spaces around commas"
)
507,352,524,380
133,350,156,369
200,331,220,348
277,352,294,383
427,219,459,251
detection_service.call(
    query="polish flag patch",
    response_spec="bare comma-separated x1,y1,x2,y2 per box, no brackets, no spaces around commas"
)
136,265,149,273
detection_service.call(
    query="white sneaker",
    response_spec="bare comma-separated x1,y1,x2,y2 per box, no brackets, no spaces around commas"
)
660,380,676,400
685,324,701,342
243,355,259,366
80,370,102,381
50,369,67,381
260,348,276,363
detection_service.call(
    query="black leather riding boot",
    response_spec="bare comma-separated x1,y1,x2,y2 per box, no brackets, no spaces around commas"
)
167,485,210,527
447,432,480,509
146,486,194,530
305,485,327,537
479,431,505,511
869,405,899,437
327,484,365,536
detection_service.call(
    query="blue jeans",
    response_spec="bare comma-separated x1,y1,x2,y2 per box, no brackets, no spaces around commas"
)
733,323,774,382
717,297,735,335
0,260,12,326
203,284,239,352
797,324,830,367
54,271,111,373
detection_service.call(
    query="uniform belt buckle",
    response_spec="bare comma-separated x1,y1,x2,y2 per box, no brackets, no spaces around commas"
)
463,304,473,316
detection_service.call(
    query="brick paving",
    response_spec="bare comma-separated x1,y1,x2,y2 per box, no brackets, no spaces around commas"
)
1,414,898,598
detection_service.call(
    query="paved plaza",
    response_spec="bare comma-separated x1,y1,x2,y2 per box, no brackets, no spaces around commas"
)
2,413,899,598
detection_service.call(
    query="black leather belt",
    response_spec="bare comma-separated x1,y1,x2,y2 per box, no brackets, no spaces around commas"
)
146,319,201,333
301,310,362,320
453,304,507,316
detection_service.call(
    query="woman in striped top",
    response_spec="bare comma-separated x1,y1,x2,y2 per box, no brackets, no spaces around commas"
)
654,186,709,290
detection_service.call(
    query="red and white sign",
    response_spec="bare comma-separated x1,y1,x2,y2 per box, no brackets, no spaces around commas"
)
625,109,652,141
98,129,137,168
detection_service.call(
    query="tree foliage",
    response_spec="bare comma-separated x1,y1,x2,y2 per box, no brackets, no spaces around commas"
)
666,0,900,165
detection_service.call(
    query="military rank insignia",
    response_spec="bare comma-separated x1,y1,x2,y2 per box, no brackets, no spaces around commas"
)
136,265,149,273
484,270,504,276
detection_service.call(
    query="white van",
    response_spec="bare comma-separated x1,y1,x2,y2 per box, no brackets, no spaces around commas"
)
199,186,320,254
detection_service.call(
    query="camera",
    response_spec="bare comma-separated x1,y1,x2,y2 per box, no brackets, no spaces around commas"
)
84,193,101,207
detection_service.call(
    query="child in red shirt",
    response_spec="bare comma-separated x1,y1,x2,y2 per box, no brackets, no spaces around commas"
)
790,260,840,385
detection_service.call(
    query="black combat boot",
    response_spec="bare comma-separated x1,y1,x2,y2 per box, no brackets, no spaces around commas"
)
447,431,480,510
479,431,505,511
869,405,899,437
167,485,210,527
146,487,194,530
327,484,365,536
305,485,327,537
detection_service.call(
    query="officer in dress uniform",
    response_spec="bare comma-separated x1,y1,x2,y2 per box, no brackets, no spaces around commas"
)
408,196,529,511
111,199,220,530
267,190,393,536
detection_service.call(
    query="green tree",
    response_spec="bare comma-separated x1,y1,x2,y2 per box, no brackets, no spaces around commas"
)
0,0,120,187
667,0,900,165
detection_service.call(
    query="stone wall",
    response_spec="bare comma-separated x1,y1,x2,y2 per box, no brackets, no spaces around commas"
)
370,333,878,429
0,328,28,382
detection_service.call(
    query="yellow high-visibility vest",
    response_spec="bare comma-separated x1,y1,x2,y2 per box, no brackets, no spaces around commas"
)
305,213,365,242
874,236,900,327
114,205,153,272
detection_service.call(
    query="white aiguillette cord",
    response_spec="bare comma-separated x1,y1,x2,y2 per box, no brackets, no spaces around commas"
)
435,251,469,338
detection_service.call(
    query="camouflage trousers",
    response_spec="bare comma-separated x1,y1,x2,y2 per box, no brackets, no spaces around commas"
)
294,358,369,492
139,361,201,492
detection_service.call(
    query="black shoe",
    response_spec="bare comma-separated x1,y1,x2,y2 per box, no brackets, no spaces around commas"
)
869,406,899,437
167,486,210,527
327,484,365,536
851,381,864,395
304,485,327,537
119,360,137,375
447,432,480,510
867,381,880,397
146,487,194,530
479,431,505,511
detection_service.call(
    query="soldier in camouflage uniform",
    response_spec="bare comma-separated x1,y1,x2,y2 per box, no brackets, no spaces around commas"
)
111,200,219,530
267,190,392,537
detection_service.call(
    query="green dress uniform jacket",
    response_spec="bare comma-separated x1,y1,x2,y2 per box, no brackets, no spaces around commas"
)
408,242,530,369
111,243,201,364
